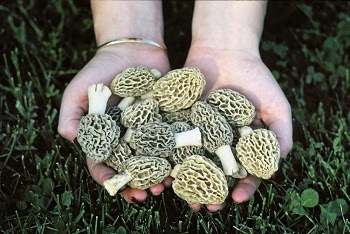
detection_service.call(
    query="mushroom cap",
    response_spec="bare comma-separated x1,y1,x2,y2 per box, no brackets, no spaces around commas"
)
77,114,120,162
206,89,255,127
130,122,175,157
190,101,233,153
106,106,122,123
122,156,171,189
172,155,228,204
161,109,192,124
104,140,133,171
120,98,162,129
170,122,204,165
110,66,156,97
236,129,280,179
153,67,206,112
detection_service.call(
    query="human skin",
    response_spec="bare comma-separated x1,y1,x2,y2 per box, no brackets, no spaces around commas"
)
185,1,293,212
57,1,170,203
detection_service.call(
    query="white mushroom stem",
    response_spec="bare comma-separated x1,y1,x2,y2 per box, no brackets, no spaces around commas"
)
170,164,182,178
140,90,154,100
150,68,162,79
103,172,133,196
174,127,202,148
239,126,253,137
88,83,112,114
215,145,239,175
232,163,248,179
121,128,134,143
117,97,135,111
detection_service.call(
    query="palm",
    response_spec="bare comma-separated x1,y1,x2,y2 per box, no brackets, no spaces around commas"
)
185,47,292,211
58,45,170,203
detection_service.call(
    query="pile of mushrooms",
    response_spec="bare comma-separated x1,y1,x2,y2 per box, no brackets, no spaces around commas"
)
76,66,281,205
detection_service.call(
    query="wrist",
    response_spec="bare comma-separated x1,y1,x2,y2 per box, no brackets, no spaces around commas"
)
92,1,164,46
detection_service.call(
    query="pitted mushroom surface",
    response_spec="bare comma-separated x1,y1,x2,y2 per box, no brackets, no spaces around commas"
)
162,109,192,124
172,155,228,204
153,67,206,112
206,89,255,127
130,122,202,157
236,126,280,179
103,156,171,196
105,140,133,171
170,122,204,165
190,101,239,175
106,106,122,123
120,98,162,142
77,84,120,162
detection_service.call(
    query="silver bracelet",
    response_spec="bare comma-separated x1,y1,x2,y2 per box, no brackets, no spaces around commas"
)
97,38,167,51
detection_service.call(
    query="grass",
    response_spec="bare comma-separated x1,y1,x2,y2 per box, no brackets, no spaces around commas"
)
1,0,349,233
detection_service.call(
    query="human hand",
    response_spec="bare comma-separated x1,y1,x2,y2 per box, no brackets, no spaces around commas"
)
58,44,171,203
184,46,293,212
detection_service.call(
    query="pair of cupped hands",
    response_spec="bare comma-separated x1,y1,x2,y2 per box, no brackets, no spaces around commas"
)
58,43,293,212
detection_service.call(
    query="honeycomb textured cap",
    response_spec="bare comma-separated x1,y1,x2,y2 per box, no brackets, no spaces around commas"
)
172,155,228,204
122,156,171,189
236,129,280,179
206,89,255,127
77,114,120,162
130,122,175,157
105,141,133,171
153,68,206,112
120,98,162,128
162,109,192,124
170,122,204,165
110,66,156,97
190,101,233,153
106,106,122,123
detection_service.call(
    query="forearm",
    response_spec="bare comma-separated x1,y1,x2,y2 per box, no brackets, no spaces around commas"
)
191,1,267,53
91,0,164,46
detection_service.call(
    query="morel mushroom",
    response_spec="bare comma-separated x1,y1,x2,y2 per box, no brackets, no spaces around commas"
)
103,156,171,196
190,101,239,175
162,109,192,124
206,89,255,127
104,140,133,171
170,122,204,165
236,126,280,179
77,84,120,162
120,98,162,142
106,106,122,123
110,66,161,110
172,155,228,204
130,122,202,157
153,67,206,112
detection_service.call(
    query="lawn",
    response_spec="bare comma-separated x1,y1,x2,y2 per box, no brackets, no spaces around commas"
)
0,1,349,233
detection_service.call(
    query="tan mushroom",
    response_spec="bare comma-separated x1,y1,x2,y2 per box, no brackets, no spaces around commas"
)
130,122,202,157
103,156,171,196
110,66,161,110
161,109,192,124
171,155,228,204
106,106,122,124
206,89,255,127
190,101,239,175
236,126,280,179
77,84,120,162
104,140,133,171
169,122,204,165
120,98,162,142
152,67,206,112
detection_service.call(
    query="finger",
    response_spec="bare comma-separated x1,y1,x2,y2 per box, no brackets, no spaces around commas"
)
189,203,201,211
231,175,261,204
86,157,116,186
121,187,148,203
205,203,226,212
266,111,293,159
148,183,165,196
162,176,174,188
